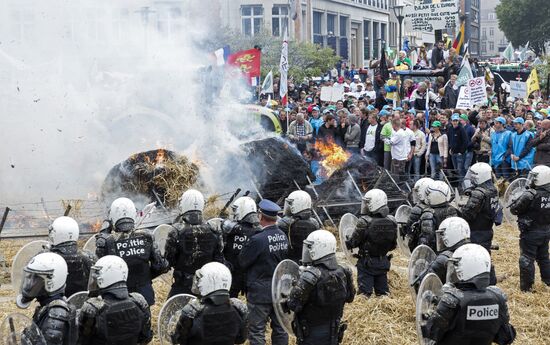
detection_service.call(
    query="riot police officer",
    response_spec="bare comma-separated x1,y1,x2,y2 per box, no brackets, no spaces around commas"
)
419,181,458,252
48,216,94,297
405,177,434,251
285,230,355,345
78,255,152,345
222,196,261,297
16,252,77,345
96,197,168,305
461,162,501,284
238,199,289,345
510,165,550,292
345,189,397,296
424,244,516,344
169,262,249,344
165,189,224,297
277,190,320,263
413,217,470,288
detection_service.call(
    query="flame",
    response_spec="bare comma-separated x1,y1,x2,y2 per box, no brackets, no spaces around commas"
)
314,139,351,177
91,219,102,232
155,148,166,165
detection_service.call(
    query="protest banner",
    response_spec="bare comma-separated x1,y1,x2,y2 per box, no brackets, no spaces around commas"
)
467,77,487,105
404,0,458,32
509,81,527,99
320,86,344,103
455,86,471,110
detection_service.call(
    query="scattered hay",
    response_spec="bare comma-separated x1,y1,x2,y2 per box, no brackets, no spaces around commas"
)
1,223,549,344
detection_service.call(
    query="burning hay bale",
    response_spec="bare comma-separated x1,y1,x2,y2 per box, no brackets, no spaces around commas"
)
314,139,352,178
243,137,314,203
101,149,199,209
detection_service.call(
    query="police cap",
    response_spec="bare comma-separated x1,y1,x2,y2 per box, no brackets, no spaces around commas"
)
258,199,281,217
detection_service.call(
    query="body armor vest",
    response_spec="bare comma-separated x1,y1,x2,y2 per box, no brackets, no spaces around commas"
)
51,244,89,297
299,266,348,327
109,233,152,288
190,301,242,345
91,297,143,345
523,188,550,230
175,224,219,276
361,216,397,257
287,217,319,262
439,289,503,345
472,187,499,232
224,223,257,270
33,299,77,345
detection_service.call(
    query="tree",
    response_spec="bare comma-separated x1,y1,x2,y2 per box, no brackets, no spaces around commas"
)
199,27,340,82
496,0,550,56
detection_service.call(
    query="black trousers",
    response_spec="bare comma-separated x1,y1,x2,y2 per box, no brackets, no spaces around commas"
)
356,256,390,296
519,230,550,291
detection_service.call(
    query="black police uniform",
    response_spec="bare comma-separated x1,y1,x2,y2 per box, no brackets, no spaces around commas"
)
277,210,320,263
405,201,428,251
238,199,289,345
96,228,168,305
510,184,550,291
50,242,94,297
165,212,225,297
346,206,397,296
461,182,501,285
286,254,355,345
24,295,77,345
419,203,458,252
78,283,152,345
223,214,261,298
425,279,516,345
170,291,248,345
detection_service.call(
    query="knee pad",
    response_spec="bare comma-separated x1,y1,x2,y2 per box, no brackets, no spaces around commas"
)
519,254,534,269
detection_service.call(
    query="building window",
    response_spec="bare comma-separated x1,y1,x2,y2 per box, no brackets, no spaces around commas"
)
339,16,349,59
327,14,337,51
488,12,496,20
489,28,494,37
313,11,323,45
373,22,379,58
364,20,370,60
481,28,486,38
481,41,486,53
241,5,263,37
272,5,289,37
489,41,494,50
381,23,386,42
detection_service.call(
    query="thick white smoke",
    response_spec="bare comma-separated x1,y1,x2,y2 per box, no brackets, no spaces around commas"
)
0,0,259,205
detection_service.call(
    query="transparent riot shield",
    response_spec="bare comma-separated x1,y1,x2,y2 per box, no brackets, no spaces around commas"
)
395,205,412,258
157,293,197,345
415,273,443,345
11,241,49,294
67,291,89,310
271,259,300,336
408,244,436,302
338,213,359,264
503,177,527,223
0,313,46,345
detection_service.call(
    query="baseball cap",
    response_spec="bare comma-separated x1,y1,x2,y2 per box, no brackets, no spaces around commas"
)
491,105,499,111
495,117,506,124
338,76,344,83
512,117,525,124
382,105,391,110
451,114,460,121
534,113,543,120
306,97,313,103
379,110,390,117
431,121,442,128
394,107,404,112
407,109,417,115
459,114,469,121
312,106,319,112
366,105,375,111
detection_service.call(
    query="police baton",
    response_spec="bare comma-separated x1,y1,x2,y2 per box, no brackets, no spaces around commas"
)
219,188,242,217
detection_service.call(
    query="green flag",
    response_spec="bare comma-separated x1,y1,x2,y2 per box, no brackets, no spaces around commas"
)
502,43,514,62
456,58,473,87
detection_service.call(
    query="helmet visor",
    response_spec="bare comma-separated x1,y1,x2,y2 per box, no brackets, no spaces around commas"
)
301,240,313,265
446,258,460,284
20,270,47,299
435,230,445,253
526,171,537,187
463,169,474,190
191,270,202,296
87,266,101,293
283,199,293,216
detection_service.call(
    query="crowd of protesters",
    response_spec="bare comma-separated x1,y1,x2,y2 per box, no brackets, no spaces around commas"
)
259,40,549,186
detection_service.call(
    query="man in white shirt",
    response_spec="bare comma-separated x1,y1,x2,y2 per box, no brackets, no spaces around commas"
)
385,118,416,182
363,81,377,101
362,113,379,162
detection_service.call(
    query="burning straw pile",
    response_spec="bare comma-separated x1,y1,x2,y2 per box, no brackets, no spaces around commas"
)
101,149,199,208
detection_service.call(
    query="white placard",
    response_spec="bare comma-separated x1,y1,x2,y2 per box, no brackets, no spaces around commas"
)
468,77,487,105
320,85,344,103
456,86,471,110
404,0,459,32
509,81,527,99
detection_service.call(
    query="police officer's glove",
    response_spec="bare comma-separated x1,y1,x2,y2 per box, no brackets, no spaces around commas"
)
344,240,353,250
280,298,291,314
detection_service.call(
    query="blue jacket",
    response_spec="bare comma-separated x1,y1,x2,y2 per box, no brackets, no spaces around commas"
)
491,129,511,167
510,129,535,170
238,224,288,304
310,117,324,136
464,123,475,152
447,124,468,154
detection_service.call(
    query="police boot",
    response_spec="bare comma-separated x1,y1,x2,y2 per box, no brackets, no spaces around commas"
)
519,254,535,292
538,257,550,287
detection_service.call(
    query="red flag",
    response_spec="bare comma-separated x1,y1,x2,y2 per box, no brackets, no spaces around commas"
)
227,48,261,85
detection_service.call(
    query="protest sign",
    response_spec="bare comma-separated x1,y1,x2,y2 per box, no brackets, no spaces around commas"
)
404,0,458,32
468,77,487,105
320,86,344,103
509,81,527,99
456,86,471,110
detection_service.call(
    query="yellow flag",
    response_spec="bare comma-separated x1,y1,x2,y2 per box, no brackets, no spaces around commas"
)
526,68,540,96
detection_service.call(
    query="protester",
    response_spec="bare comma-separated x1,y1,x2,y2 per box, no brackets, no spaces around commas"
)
447,114,468,181
288,113,313,152
345,114,361,154
411,119,427,182
426,121,448,180
527,119,550,165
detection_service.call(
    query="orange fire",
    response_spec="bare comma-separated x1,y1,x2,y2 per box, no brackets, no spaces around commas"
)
91,219,102,232
314,139,351,177
155,148,166,165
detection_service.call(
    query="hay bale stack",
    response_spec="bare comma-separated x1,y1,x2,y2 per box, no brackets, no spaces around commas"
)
101,149,199,208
